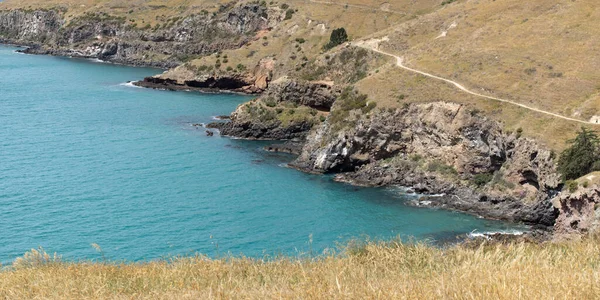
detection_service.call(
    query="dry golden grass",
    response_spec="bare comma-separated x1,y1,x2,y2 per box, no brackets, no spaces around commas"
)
0,0,235,24
161,0,434,82
356,60,583,150
2,238,600,299
576,171,600,187
364,0,600,122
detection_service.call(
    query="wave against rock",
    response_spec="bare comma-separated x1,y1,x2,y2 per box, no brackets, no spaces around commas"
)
292,102,561,226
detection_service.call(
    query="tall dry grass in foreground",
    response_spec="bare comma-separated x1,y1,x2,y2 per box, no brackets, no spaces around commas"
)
2,239,600,299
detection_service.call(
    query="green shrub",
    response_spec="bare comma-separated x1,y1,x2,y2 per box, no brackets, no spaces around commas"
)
410,154,423,162
328,88,370,132
264,97,277,107
236,64,247,71
558,127,600,180
472,173,493,187
427,161,458,176
284,9,295,20
323,28,348,51
566,180,579,193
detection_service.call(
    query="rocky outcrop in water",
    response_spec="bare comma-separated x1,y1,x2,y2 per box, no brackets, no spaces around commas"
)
0,4,282,68
218,99,317,140
216,79,338,139
552,186,600,238
135,57,277,93
291,102,561,226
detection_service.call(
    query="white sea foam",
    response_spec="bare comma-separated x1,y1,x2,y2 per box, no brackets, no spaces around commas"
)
119,81,142,88
467,230,526,240
88,58,106,63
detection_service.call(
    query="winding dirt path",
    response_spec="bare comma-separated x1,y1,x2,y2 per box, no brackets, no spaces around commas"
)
355,40,598,126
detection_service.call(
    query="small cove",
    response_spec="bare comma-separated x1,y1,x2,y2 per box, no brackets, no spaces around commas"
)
0,45,525,264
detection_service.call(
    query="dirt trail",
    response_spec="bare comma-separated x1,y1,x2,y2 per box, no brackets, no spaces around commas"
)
354,39,598,126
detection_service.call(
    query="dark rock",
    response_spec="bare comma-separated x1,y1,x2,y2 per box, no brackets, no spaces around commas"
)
264,140,305,155
292,102,561,227
206,122,226,129
263,78,340,111
220,118,313,140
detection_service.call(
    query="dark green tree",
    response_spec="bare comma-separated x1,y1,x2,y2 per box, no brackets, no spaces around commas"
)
323,28,348,50
558,127,600,180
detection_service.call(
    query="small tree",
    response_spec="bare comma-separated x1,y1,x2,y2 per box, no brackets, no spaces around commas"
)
558,127,600,180
323,28,348,50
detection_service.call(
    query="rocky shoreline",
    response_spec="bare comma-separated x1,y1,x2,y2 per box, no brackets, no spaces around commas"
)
4,35,564,234
2,2,594,240
133,75,263,94
0,4,280,69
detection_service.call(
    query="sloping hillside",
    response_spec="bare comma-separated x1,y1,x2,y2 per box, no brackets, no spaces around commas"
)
351,0,600,148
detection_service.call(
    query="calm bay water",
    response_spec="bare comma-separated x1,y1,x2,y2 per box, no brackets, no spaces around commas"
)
0,45,524,264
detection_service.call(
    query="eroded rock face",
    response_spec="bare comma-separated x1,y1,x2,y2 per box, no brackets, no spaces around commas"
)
136,57,277,93
292,102,561,226
263,78,340,110
295,102,506,173
0,10,63,42
553,187,600,238
0,4,279,68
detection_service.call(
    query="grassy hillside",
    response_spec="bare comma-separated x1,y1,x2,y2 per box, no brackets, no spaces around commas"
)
351,0,600,149
156,0,438,83
0,0,232,25
2,0,598,148
2,239,600,299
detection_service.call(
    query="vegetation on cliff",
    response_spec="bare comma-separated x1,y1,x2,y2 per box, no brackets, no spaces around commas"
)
558,127,600,180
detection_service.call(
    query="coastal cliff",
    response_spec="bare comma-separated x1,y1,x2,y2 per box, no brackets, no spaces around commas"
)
0,4,280,68
289,101,561,226
553,186,600,238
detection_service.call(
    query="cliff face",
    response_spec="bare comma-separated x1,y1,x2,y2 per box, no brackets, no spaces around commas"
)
0,4,279,68
553,187,600,238
0,10,63,42
292,102,561,226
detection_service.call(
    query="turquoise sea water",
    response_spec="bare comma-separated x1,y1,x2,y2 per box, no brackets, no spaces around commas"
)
0,45,524,264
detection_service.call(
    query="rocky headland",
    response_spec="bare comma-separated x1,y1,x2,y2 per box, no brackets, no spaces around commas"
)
0,4,282,68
